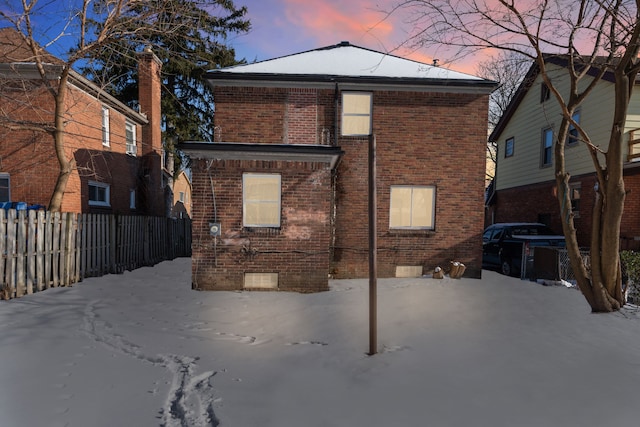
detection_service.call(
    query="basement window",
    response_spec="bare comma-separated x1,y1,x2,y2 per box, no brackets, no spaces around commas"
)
244,273,278,289
88,181,110,207
243,173,281,227
389,185,436,230
341,92,372,136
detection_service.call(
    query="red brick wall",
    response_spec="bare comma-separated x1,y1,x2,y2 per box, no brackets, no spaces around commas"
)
0,74,164,215
333,91,488,279
190,158,333,291
494,170,640,248
191,86,490,288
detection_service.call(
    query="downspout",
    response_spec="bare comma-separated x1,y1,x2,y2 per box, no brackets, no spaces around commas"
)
334,82,339,147
330,82,340,275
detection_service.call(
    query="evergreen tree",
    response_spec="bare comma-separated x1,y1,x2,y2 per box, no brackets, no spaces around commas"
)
84,0,250,172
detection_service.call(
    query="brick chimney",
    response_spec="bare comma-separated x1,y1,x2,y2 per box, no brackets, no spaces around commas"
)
137,47,162,156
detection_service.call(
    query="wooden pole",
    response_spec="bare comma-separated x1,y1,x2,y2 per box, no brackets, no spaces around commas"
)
368,134,377,355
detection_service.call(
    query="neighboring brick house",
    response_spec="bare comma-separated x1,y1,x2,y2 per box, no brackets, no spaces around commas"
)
0,28,166,215
181,42,497,291
171,170,192,219
488,55,640,248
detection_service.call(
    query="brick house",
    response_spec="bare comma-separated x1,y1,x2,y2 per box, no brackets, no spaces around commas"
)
181,42,497,291
488,55,640,248
0,28,166,215
171,170,192,219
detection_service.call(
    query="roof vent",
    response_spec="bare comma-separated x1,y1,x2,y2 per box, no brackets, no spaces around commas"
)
338,41,350,46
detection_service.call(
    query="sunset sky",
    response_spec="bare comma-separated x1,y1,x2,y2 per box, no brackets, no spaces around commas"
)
230,0,482,75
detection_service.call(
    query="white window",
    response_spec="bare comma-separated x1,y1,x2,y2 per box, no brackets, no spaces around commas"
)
129,189,136,209
389,185,436,229
102,107,110,147
0,173,10,202
88,181,110,207
179,191,185,203
341,92,372,136
125,121,137,156
243,173,281,227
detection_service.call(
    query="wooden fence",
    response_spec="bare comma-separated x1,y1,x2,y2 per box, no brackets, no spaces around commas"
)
0,210,191,300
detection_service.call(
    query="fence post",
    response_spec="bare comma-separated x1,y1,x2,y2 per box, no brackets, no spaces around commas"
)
36,210,45,291
27,210,36,294
0,210,5,293
5,209,16,298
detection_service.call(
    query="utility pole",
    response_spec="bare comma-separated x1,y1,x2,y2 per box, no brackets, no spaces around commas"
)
368,133,377,356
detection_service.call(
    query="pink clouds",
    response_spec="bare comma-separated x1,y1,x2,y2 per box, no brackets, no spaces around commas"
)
233,0,481,75
281,0,395,48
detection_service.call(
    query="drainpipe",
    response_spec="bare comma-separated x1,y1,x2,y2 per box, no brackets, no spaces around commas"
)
334,82,339,147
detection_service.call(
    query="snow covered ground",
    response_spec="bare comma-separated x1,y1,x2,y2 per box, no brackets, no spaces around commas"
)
1,258,639,427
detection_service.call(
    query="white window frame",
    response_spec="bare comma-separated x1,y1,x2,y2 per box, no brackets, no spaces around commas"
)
88,181,110,207
242,173,281,227
102,106,110,147
179,191,185,203
125,121,137,156
0,173,10,203
389,185,436,230
341,91,372,136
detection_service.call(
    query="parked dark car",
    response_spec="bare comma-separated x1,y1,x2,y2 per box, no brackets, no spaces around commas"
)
482,223,566,277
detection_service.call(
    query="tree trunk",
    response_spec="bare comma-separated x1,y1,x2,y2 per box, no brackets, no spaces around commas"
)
47,71,75,212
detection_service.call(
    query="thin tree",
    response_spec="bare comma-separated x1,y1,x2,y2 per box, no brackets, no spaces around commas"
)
387,0,640,312
0,0,248,211
476,51,530,182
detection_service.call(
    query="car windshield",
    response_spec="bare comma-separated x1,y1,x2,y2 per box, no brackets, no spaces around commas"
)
510,226,556,235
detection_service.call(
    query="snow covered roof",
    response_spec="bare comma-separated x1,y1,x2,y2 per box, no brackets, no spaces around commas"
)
205,42,497,93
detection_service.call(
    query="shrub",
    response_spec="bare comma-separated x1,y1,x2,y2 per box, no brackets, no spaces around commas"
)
620,250,640,304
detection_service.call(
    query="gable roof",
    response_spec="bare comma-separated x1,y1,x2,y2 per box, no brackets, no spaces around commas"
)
0,27,60,64
0,27,148,124
489,54,623,142
205,42,497,93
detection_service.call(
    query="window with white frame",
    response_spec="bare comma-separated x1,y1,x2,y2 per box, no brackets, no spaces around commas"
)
125,121,137,156
341,92,372,136
243,173,281,227
179,191,185,203
389,185,436,229
102,107,110,147
88,181,110,207
129,189,136,209
0,173,10,202
541,127,553,167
